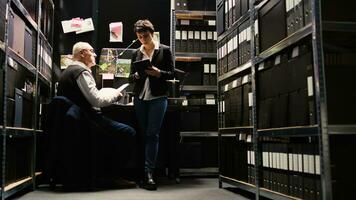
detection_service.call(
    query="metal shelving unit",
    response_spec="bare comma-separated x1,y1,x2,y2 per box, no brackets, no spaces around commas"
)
180,131,218,137
7,48,37,74
181,85,217,92
175,52,217,58
217,11,251,41
171,1,219,176
218,61,251,82
257,125,319,137
11,0,38,30
217,0,356,199
1,0,54,199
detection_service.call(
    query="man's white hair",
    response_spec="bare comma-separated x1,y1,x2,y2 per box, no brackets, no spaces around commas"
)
72,42,92,55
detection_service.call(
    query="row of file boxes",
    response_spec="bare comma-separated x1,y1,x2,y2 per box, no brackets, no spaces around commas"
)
219,74,252,128
217,20,258,76
217,0,250,35
8,9,36,65
179,136,218,169
257,42,315,128
5,61,34,128
181,93,217,106
176,60,216,86
180,104,218,131
38,36,52,81
219,134,252,182
258,88,315,128
258,0,311,52
5,135,33,185
174,0,216,11
175,29,217,53
261,142,321,199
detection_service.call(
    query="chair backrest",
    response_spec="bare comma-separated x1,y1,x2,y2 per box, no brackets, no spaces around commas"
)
44,96,96,189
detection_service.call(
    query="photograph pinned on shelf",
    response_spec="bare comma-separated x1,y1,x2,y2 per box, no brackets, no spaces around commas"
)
109,22,123,42
115,58,131,78
76,18,94,34
61,17,94,34
98,48,118,74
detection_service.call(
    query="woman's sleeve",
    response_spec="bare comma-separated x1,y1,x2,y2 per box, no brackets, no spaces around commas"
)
159,47,175,80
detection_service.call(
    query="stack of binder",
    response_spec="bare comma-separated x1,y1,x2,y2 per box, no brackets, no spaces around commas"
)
38,38,52,80
261,141,321,199
221,0,250,34
257,41,315,129
221,74,251,128
203,63,217,85
176,18,216,53
220,135,249,181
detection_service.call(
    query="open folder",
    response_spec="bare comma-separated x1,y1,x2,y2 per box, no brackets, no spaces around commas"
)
117,83,129,93
133,59,152,76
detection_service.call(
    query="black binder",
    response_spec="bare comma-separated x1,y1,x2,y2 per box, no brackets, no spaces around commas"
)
224,0,229,30
209,64,217,85
207,31,214,53
7,10,15,50
181,0,188,10
175,30,181,52
13,12,26,57
235,0,241,20
259,0,286,52
217,2,225,35
200,31,207,53
304,0,312,25
194,31,200,52
286,0,295,35
241,0,249,15
187,30,194,52
294,0,304,31
231,0,236,24
24,27,33,64
181,30,188,52
0,0,6,41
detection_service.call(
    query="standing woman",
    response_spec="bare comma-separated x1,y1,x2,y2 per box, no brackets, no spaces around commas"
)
129,19,175,190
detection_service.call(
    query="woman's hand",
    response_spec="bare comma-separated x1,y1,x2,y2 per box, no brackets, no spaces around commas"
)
145,66,161,77
134,72,140,79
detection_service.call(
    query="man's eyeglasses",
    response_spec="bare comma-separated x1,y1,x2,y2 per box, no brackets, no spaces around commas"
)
81,49,95,54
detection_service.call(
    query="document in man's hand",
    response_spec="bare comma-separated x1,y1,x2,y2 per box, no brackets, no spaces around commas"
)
133,59,152,76
117,83,129,93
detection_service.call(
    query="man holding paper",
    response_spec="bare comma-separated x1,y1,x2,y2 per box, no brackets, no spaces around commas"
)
57,41,136,137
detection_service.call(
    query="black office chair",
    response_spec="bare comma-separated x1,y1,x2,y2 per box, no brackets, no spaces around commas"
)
43,96,98,190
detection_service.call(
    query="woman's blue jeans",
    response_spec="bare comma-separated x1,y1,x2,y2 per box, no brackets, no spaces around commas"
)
134,97,167,173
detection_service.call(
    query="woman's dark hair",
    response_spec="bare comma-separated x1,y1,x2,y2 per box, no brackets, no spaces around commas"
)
134,19,155,34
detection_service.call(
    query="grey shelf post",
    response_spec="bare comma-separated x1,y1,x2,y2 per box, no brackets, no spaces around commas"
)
311,0,331,199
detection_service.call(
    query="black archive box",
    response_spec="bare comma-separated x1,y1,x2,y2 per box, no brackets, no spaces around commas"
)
259,0,286,52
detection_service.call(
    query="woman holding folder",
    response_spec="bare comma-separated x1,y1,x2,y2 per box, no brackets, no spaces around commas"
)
129,19,175,190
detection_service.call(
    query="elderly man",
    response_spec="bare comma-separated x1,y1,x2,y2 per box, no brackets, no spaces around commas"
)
57,41,136,137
